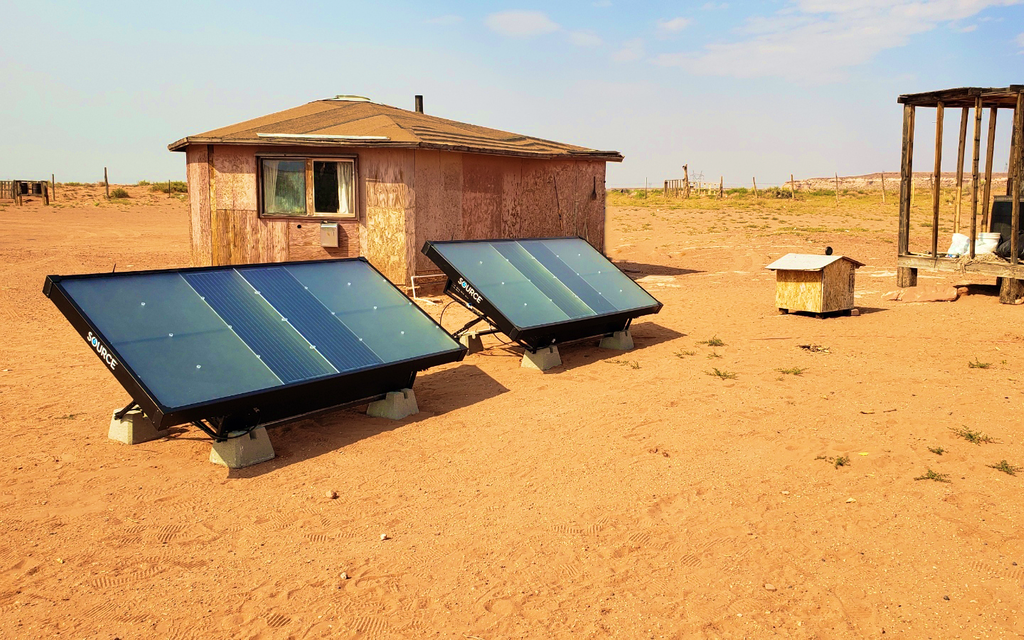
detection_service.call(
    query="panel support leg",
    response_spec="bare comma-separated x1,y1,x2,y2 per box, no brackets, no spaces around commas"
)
209,427,275,468
367,388,419,420
109,408,168,445
599,330,634,350
521,346,561,371
459,332,483,354
896,267,917,288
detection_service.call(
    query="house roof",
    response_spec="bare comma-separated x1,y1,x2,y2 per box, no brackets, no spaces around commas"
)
168,97,623,162
897,85,1023,108
765,254,864,271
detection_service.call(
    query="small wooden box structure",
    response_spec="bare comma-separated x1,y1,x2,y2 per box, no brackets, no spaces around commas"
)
766,254,864,314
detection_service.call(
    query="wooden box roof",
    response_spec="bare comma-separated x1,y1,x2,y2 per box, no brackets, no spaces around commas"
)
765,254,864,271
897,85,1023,108
168,97,623,162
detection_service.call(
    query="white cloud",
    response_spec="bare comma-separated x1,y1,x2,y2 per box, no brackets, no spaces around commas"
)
1017,32,1024,47
612,38,644,62
568,30,603,47
657,17,693,34
427,15,463,25
485,11,560,37
653,0,1023,81
959,24,978,31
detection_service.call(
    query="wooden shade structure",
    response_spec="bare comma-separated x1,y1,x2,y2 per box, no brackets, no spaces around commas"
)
896,85,1024,303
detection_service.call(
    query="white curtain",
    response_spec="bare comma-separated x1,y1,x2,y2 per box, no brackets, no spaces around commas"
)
263,160,279,212
338,161,354,215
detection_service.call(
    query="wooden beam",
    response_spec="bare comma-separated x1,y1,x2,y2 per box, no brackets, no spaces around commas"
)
982,107,997,231
897,104,916,287
954,107,968,233
683,165,689,198
931,102,944,257
969,97,983,259
1012,91,1023,270
1011,101,1020,197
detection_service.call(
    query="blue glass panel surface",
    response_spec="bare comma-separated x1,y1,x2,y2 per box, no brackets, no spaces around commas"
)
522,239,657,312
238,266,382,373
60,274,282,408
182,270,337,384
430,239,658,329
285,261,459,364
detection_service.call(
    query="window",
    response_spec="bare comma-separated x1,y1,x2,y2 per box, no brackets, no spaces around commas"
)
260,157,356,218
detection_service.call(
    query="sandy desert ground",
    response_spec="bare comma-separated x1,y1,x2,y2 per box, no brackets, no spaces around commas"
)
2,184,1024,638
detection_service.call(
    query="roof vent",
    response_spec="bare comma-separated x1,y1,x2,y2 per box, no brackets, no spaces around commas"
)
329,95,371,102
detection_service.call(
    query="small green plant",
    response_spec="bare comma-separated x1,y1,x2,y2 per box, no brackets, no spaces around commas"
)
674,350,697,358
700,336,725,347
707,368,736,380
136,180,151,186
62,181,85,187
988,460,1021,476
706,352,722,359
777,367,806,376
968,357,991,369
815,454,850,468
928,446,945,455
951,426,996,445
914,468,951,483
608,359,640,369
109,187,130,199
150,180,188,194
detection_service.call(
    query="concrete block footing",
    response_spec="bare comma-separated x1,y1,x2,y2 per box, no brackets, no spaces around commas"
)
367,388,419,420
108,408,168,445
521,346,561,371
599,330,634,351
459,332,483,354
209,427,275,469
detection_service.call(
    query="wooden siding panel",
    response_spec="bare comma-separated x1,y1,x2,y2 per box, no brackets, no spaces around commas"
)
775,271,823,313
185,145,211,266
578,161,607,252
212,146,258,211
821,261,856,313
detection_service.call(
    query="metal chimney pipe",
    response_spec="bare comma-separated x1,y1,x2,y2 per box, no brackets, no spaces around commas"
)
415,95,423,113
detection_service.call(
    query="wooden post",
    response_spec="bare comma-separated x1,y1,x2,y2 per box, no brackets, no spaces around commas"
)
834,173,840,205
51,173,55,202
104,167,109,199
168,179,172,198
931,102,944,257
718,176,723,199
880,172,886,204
982,107,997,231
969,97,983,260
790,174,796,199
752,177,758,198
1001,93,1022,302
897,104,917,288
954,107,968,233
663,180,668,197
683,165,690,199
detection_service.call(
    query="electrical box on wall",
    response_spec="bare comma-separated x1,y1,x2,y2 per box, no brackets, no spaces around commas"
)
320,222,339,248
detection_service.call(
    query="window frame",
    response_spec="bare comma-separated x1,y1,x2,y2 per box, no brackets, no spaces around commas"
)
257,154,359,221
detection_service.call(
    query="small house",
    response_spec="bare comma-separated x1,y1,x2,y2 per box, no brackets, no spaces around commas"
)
168,95,623,288
766,254,864,315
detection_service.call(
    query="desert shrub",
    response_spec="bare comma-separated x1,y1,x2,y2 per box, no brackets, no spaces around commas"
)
136,180,151,186
150,181,188,194
109,187,130,199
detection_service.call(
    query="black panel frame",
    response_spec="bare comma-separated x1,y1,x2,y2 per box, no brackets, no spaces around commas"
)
44,257,467,432
422,237,663,351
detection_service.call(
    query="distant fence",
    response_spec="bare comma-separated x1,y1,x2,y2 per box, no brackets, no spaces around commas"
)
1,180,50,205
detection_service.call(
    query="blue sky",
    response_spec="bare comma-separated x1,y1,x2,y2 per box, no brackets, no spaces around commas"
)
1,0,1022,187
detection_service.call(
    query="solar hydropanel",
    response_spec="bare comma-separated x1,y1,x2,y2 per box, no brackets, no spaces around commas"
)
44,258,465,432
422,237,662,350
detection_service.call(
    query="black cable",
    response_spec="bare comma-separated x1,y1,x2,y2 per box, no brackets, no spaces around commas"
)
438,300,456,329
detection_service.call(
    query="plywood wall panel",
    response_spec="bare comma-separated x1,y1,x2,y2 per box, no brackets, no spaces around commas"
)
287,220,360,261
576,161,607,252
213,146,258,211
185,145,212,266
462,157,502,240
413,150,464,273
360,149,413,284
